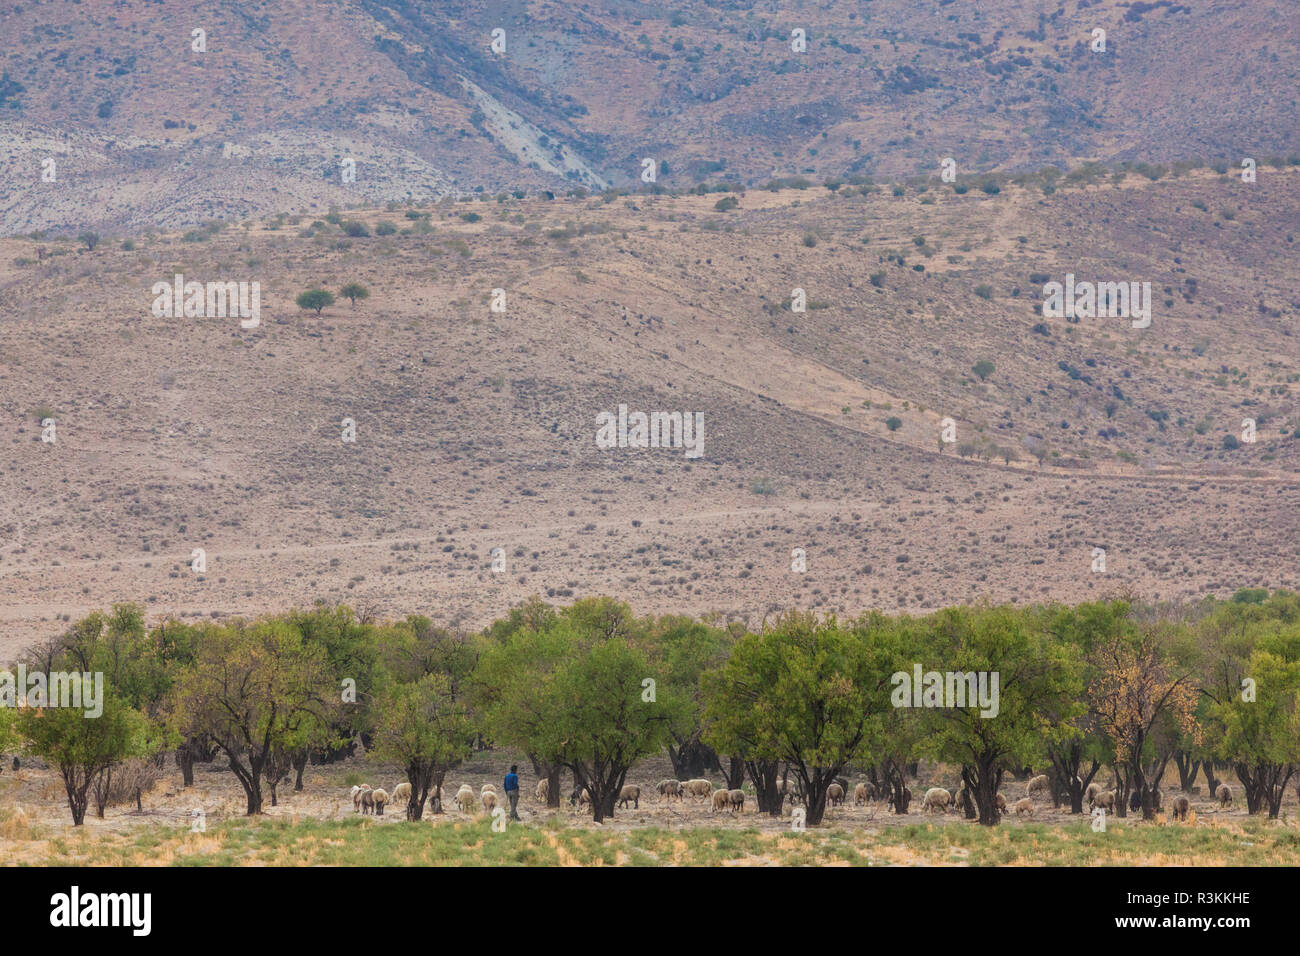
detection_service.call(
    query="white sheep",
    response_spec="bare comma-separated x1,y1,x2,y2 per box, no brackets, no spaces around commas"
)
1085,781,1102,804
372,788,389,815
455,784,476,814
481,789,498,813
684,778,713,799
391,782,412,806
921,787,951,813
535,778,550,803
711,788,730,812
481,782,497,794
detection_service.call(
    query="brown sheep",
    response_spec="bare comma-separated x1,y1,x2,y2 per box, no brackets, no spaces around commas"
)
995,792,1007,811
1091,789,1116,811
352,784,372,813
727,789,745,812
826,783,845,807
1217,783,1232,808
372,788,389,815
1172,795,1191,822
657,779,683,801
535,778,549,803
1025,774,1050,797
617,785,641,809
711,788,730,812
853,782,875,805
1012,797,1034,815
361,788,376,815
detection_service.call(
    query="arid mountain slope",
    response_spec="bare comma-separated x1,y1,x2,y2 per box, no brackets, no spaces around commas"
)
0,170,1297,656
0,0,1296,233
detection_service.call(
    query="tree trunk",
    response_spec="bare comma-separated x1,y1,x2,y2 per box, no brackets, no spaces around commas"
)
745,759,780,816
293,750,308,792
1173,751,1200,792
723,756,745,790
547,766,563,809
177,745,195,787
1203,761,1222,801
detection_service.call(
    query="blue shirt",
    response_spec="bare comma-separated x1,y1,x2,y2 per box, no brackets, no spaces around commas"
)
504,772,519,792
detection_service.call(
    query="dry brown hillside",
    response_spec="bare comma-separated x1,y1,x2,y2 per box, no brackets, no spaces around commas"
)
1,167,1297,656
0,0,1297,233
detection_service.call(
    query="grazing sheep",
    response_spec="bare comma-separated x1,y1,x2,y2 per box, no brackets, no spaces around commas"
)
351,784,372,813
1025,774,1050,797
778,779,803,805
481,783,497,795
361,788,376,814
481,789,498,813
727,789,745,812
372,788,389,815
618,785,641,809
995,792,1007,811
921,787,951,813
826,783,845,807
711,789,730,812
568,786,590,807
853,782,875,805
1172,795,1191,822
684,779,713,799
455,784,476,814
657,779,683,801
391,782,412,806
1012,797,1034,816
535,778,549,803
1091,790,1116,812
1085,782,1102,804
1217,783,1232,808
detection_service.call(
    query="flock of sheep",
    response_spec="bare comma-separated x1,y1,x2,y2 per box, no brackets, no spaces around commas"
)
347,772,1235,821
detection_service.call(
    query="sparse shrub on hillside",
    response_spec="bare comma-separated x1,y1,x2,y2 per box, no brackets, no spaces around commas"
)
339,283,370,307
296,289,334,315
885,416,903,431
713,195,738,212
869,271,885,288
342,220,369,237
802,232,818,247
972,360,995,380
78,231,100,251
375,220,397,236
974,284,993,300
750,477,778,496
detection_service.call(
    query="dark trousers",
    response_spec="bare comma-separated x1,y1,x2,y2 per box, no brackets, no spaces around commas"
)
507,790,520,819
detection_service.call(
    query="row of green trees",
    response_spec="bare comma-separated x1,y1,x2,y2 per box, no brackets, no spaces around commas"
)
3,590,1298,827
